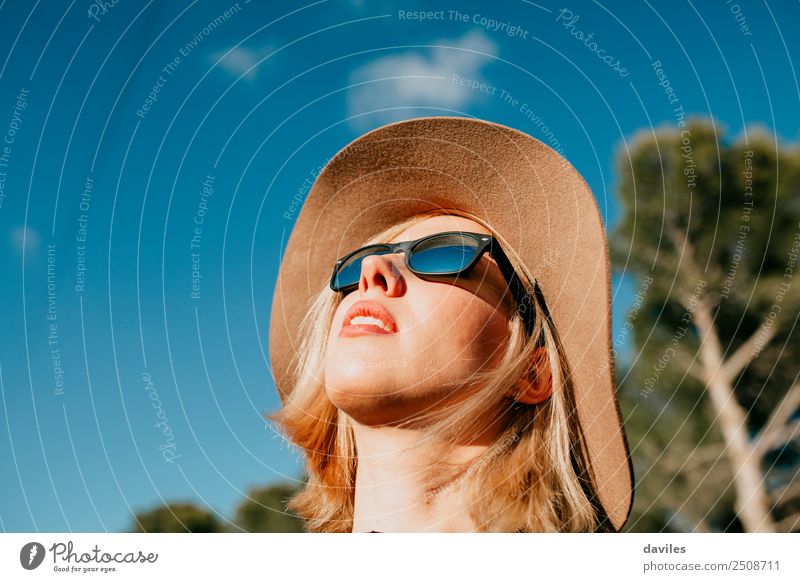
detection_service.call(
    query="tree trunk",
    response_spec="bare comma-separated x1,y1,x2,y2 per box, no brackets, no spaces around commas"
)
693,302,776,532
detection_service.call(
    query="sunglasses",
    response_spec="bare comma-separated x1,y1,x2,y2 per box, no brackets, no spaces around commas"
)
329,231,535,334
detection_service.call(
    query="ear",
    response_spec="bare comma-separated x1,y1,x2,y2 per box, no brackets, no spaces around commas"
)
510,346,552,405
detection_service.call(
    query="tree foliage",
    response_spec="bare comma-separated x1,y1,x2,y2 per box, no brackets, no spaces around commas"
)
234,483,305,532
611,118,800,532
130,481,305,533
131,502,228,533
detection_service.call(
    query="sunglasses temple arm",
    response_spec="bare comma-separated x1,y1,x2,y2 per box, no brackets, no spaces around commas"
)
491,248,536,335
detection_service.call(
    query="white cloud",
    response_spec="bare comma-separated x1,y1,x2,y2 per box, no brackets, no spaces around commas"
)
10,225,40,255
347,30,498,129
211,46,272,81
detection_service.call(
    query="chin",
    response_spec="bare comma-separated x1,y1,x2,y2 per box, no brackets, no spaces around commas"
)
324,370,418,425
326,388,413,426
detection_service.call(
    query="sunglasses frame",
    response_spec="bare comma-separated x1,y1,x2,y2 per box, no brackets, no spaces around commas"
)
329,231,535,334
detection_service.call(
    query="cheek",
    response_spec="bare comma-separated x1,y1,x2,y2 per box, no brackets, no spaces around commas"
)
418,288,510,375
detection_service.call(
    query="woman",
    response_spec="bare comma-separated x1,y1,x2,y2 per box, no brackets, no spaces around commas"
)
268,116,634,532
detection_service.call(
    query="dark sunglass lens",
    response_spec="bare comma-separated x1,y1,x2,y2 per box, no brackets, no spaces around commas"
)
332,245,392,290
408,233,482,274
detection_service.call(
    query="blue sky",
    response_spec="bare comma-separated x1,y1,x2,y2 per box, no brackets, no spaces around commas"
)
0,0,798,532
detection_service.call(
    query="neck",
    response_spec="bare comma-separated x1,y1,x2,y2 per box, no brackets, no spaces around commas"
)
349,417,505,533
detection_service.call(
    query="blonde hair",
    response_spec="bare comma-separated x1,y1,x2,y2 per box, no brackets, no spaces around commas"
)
267,209,609,532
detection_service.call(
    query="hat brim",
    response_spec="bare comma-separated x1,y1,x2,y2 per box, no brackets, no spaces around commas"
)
269,116,634,531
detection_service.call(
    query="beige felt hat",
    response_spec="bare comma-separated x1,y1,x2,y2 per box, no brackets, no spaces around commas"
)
269,116,634,531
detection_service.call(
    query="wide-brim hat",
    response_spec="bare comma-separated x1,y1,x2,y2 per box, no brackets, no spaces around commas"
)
269,116,633,531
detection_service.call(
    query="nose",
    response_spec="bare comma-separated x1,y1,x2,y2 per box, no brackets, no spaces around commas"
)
358,253,406,297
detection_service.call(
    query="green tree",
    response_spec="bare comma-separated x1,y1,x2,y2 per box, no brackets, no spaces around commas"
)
234,482,305,532
131,502,229,533
611,119,800,532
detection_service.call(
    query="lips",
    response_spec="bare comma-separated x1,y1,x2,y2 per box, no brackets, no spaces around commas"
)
340,300,398,336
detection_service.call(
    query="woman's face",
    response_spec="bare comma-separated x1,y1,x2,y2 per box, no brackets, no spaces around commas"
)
324,215,515,426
